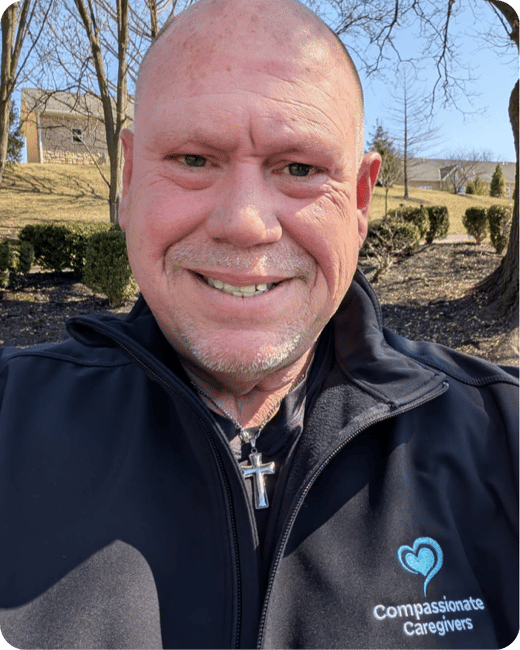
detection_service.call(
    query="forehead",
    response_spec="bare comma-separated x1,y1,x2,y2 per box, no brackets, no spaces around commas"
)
137,33,360,145
136,61,359,159
137,2,361,114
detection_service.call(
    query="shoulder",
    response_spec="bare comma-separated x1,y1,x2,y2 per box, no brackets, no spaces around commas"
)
382,327,518,388
0,338,133,407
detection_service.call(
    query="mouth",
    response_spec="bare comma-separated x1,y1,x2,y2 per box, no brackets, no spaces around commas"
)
195,273,282,298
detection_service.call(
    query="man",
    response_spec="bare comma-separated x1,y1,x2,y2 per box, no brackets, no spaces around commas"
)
0,0,517,648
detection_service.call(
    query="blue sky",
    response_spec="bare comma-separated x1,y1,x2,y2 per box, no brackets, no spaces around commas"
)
353,1,519,162
0,0,518,163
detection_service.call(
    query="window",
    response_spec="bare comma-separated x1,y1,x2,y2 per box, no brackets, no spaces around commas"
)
72,128,83,143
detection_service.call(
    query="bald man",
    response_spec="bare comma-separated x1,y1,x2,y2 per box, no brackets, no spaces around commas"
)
0,0,517,648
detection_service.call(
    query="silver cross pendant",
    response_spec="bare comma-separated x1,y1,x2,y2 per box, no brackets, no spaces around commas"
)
241,452,275,509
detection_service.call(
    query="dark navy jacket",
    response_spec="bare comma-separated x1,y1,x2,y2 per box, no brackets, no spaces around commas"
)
0,271,517,648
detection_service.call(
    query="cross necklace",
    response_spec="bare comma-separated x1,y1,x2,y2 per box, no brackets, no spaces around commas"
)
190,379,304,510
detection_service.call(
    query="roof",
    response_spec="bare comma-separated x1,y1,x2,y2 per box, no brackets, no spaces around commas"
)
21,88,135,121
409,158,516,184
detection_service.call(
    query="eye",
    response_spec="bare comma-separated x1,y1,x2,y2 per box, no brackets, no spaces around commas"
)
286,163,315,177
179,154,208,167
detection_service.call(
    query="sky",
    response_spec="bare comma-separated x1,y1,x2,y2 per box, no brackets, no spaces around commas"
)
0,0,519,163
354,0,519,163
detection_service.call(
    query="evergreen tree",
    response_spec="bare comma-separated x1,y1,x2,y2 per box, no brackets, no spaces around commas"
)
490,164,506,198
7,103,24,163
367,123,402,216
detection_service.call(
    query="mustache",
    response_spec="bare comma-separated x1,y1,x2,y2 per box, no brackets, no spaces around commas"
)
165,243,315,276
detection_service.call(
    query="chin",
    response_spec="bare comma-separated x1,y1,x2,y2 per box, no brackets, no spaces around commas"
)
179,329,305,377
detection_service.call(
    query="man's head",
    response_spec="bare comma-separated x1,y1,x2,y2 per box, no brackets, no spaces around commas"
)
119,0,380,388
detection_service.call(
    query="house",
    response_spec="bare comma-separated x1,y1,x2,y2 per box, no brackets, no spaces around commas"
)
407,158,516,197
21,88,134,164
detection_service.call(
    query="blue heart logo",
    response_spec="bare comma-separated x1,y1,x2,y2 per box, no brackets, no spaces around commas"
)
398,537,443,597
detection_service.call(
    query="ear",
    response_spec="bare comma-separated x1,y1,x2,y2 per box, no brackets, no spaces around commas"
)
356,152,381,247
118,128,134,231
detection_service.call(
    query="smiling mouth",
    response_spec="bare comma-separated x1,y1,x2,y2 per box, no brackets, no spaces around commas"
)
195,273,281,298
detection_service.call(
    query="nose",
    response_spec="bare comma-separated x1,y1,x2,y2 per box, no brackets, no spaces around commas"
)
204,163,283,247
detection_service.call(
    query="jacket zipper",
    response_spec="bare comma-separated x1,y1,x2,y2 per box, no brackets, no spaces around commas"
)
255,379,449,648
111,340,243,649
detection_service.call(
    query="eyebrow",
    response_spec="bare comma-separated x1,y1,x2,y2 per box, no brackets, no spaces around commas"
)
147,112,346,161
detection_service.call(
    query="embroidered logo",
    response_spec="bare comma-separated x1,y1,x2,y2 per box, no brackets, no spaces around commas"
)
398,537,443,597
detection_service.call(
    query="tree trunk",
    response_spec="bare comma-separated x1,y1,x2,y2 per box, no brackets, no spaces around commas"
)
0,5,16,186
73,0,128,224
403,84,409,199
477,79,519,324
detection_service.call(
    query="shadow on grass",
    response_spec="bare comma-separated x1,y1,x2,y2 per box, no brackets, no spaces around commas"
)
2,170,107,201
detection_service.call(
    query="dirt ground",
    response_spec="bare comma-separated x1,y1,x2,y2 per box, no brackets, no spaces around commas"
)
0,242,518,367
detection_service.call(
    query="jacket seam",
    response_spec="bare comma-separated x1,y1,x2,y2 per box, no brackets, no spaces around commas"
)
395,350,518,387
0,349,132,370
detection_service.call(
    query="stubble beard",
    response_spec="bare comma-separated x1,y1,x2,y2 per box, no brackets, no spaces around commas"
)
176,322,305,378
160,241,315,377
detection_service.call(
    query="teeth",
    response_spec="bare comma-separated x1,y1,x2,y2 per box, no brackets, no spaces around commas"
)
204,276,276,297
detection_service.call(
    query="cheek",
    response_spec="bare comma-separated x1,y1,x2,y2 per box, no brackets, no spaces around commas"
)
126,185,209,258
286,190,359,297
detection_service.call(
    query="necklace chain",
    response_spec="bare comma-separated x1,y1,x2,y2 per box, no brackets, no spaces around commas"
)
190,370,309,510
190,370,308,452
191,382,283,451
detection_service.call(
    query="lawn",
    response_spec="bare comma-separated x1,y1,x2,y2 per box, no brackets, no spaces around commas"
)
0,164,110,238
370,184,513,235
0,163,514,238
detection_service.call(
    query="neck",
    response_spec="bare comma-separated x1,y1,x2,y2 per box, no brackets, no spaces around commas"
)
183,345,316,429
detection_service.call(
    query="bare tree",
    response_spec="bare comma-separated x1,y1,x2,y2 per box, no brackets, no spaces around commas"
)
0,0,51,185
310,0,518,322
367,122,402,216
387,66,441,200
442,149,493,194
71,0,129,224
31,0,195,223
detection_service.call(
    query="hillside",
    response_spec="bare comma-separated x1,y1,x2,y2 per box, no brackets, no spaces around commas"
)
0,163,514,239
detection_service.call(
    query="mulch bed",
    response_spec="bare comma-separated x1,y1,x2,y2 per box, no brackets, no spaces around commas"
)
0,243,517,366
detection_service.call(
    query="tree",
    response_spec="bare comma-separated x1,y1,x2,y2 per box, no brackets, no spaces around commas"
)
443,149,492,194
72,0,129,224
1,0,32,184
309,0,519,322
387,67,441,199
32,0,195,223
7,101,23,162
466,175,487,195
367,122,402,216
490,163,506,197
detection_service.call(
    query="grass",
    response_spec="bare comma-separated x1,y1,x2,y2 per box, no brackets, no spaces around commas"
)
0,163,514,238
370,185,513,234
0,163,110,238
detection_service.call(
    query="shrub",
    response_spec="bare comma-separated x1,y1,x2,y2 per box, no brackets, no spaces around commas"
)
490,164,506,198
18,224,48,261
0,239,34,288
425,206,450,244
466,175,487,196
83,228,138,306
487,204,512,255
19,222,111,274
66,222,112,275
462,207,488,244
361,218,420,281
387,205,429,239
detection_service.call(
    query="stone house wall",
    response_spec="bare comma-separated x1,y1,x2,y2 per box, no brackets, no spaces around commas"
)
39,114,109,164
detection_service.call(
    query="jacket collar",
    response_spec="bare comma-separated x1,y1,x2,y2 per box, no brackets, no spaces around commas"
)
332,270,446,409
67,269,446,408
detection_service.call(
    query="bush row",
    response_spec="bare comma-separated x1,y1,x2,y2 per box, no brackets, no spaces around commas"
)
462,205,512,254
1,222,138,305
360,205,450,280
18,222,112,275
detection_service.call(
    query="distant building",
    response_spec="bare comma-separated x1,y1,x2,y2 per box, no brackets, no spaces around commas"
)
407,158,516,197
21,88,134,164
